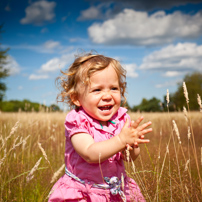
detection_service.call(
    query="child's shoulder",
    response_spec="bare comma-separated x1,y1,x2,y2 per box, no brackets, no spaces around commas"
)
112,107,129,120
66,108,88,120
65,108,95,126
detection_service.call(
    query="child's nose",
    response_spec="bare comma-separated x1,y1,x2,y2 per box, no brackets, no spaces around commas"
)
102,92,112,100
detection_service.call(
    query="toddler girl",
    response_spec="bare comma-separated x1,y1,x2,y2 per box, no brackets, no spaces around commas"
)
48,53,152,202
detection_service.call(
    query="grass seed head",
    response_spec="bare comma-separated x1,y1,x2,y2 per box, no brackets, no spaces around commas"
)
187,126,191,140
6,121,20,141
166,89,170,107
183,82,189,104
26,157,42,183
185,159,190,171
183,106,188,122
172,120,181,144
38,142,50,165
197,94,202,112
50,164,65,183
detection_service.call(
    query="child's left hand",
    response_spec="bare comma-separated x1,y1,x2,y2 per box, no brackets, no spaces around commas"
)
129,116,152,148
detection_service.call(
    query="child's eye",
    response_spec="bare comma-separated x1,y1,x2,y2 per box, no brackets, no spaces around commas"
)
111,87,118,90
93,89,101,92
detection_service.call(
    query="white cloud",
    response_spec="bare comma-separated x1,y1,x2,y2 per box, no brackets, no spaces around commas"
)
88,9,202,46
28,53,75,80
78,3,112,21
8,40,61,53
39,53,75,73
139,43,202,72
20,1,56,25
42,40,61,51
78,6,102,21
29,74,49,80
2,55,21,75
124,64,138,78
155,79,182,88
163,71,184,77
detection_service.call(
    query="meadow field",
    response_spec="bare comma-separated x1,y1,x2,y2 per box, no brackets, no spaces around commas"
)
0,109,202,201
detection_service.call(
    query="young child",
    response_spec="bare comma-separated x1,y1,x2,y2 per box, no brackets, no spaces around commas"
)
49,52,152,202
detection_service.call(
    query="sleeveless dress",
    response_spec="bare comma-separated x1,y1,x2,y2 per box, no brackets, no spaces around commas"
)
48,107,145,202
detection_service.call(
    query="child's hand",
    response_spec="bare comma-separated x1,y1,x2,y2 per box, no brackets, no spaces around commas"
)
118,117,152,147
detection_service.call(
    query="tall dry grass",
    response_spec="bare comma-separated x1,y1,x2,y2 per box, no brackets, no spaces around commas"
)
0,102,202,201
128,111,202,201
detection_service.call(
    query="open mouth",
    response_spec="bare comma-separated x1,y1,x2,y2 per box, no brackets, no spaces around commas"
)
98,105,113,111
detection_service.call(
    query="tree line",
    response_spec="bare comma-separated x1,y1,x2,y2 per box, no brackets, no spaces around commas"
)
127,72,202,112
0,99,60,112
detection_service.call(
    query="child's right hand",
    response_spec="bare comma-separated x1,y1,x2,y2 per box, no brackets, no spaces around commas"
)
118,117,152,147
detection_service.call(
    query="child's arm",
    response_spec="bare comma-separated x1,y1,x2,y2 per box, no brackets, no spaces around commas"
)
71,118,151,163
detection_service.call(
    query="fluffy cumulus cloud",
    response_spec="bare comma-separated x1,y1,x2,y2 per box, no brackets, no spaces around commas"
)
20,1,56,25
123,64,138,78
28,53,75,80
88,9,202,46
2,55,21,75
39,53,75,73
139,43,202,72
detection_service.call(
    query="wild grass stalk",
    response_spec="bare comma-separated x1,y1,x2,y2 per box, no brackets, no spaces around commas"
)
171,119,185,200
183,82,202,194
153,129,162,201
38,142,53,173
130,159,152,202
167,145,172,202
26,157,42,182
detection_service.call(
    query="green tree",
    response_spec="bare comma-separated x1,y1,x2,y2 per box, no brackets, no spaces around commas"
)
132,97,162,112
50,104,60,111
171,72,202,111
0,24,9,101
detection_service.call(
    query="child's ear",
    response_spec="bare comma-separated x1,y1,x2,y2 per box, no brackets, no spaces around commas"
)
70,94,81,107
72,99,81,107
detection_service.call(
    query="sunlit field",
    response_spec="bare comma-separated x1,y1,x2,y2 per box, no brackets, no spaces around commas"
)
0,109,202,201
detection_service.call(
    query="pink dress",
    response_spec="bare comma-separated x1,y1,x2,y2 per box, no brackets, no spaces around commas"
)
48,107,145,202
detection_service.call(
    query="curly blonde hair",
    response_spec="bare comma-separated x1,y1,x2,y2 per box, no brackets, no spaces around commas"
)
56,52,127,108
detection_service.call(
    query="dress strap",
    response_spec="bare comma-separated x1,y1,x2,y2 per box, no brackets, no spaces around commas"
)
65,167,126,202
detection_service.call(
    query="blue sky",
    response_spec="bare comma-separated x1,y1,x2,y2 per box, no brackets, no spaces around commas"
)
1,0,202,109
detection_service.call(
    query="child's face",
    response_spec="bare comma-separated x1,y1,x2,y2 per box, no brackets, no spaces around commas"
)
74,64,121,126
